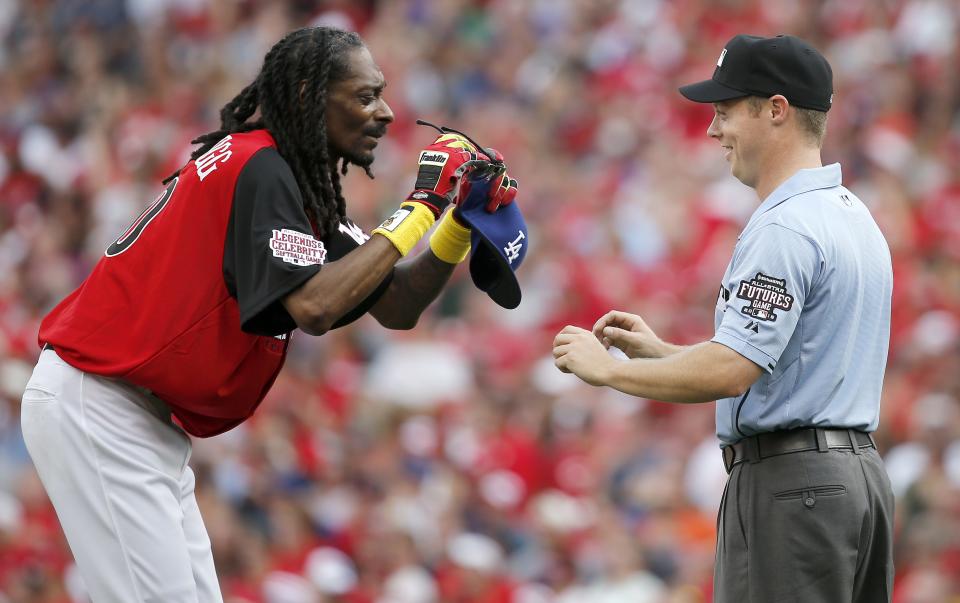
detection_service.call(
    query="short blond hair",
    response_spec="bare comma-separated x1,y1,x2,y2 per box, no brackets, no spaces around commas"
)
746,96,827,147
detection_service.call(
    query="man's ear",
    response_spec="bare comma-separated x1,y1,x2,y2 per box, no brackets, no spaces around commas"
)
769,95,789,124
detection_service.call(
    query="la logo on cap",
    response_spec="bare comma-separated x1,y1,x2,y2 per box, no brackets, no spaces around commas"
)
717,48,728,67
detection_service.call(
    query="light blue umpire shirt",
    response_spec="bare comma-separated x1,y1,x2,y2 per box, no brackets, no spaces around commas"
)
712,163,893,445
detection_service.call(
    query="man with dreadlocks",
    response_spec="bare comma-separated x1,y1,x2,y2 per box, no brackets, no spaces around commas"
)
20,27,519,602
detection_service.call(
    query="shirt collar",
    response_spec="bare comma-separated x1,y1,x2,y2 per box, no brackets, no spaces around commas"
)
741,163,842,236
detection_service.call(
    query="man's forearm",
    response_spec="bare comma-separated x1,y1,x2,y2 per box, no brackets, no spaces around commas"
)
655,341,689,358
371,249,455,329
283,235,403,335
605,342,758,403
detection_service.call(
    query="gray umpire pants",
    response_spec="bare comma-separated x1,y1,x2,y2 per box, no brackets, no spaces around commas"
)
714,446,894,602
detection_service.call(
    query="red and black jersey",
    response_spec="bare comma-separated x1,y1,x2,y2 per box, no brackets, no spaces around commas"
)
39,130,390,437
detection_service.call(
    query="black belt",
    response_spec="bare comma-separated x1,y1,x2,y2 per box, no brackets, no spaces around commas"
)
722,428,875,474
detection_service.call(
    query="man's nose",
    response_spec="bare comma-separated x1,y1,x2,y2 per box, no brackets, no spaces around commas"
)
376,98,395,124
707,115,721,139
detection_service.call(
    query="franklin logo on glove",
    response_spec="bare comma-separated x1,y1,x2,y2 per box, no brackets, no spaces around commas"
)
418,152,449,165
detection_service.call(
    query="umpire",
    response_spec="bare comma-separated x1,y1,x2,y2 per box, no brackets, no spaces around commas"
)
553,34,894,602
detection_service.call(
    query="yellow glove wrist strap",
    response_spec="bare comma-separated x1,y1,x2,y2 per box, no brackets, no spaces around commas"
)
373,202,436,257
429,209,472,264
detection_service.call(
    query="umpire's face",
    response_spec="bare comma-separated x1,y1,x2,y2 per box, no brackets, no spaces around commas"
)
707,97,768,189
325,46,394,167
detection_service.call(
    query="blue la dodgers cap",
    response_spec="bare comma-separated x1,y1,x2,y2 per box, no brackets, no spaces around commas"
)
456,175,528,309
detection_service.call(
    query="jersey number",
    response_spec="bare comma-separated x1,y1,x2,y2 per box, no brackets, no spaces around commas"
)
105,177,178,257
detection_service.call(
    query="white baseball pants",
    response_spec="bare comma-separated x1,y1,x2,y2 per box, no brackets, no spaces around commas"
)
20,348,224,603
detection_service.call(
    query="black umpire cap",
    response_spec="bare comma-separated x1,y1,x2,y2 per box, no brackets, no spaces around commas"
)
679,34,834,112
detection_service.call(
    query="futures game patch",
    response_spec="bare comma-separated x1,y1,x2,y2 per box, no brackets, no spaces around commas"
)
736,272,794,322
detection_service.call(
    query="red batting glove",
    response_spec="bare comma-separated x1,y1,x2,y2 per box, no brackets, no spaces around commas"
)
405,134,489,218
452,147,518,214
487,171,518,213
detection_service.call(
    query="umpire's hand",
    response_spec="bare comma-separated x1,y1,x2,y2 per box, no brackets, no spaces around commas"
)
553,325,615,386
592,310,671,359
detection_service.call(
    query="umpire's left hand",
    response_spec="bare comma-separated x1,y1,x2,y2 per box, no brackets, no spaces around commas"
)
553,325,615,386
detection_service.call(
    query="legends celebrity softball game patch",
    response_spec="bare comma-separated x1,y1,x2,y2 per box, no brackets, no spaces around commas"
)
736,272,794,322
269,229,327,266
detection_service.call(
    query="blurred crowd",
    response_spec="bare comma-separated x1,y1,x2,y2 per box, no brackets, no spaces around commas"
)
0,0,958,601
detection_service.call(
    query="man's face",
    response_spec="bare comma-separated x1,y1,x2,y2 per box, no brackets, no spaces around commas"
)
707,98,767,188
324,46,394,167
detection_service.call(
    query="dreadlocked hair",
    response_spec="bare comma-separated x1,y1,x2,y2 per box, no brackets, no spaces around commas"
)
164,27,368,238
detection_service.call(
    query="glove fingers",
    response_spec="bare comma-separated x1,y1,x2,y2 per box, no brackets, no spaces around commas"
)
502,177,518,201
483,147,505,163
447,152,482,184
484,175,518,212
455,159,493,179
483,173,505,212
501,181,518,205
434,133,477,152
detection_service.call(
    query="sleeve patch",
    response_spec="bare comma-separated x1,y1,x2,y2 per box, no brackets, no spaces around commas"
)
736,272,794,322
269,228,327,266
